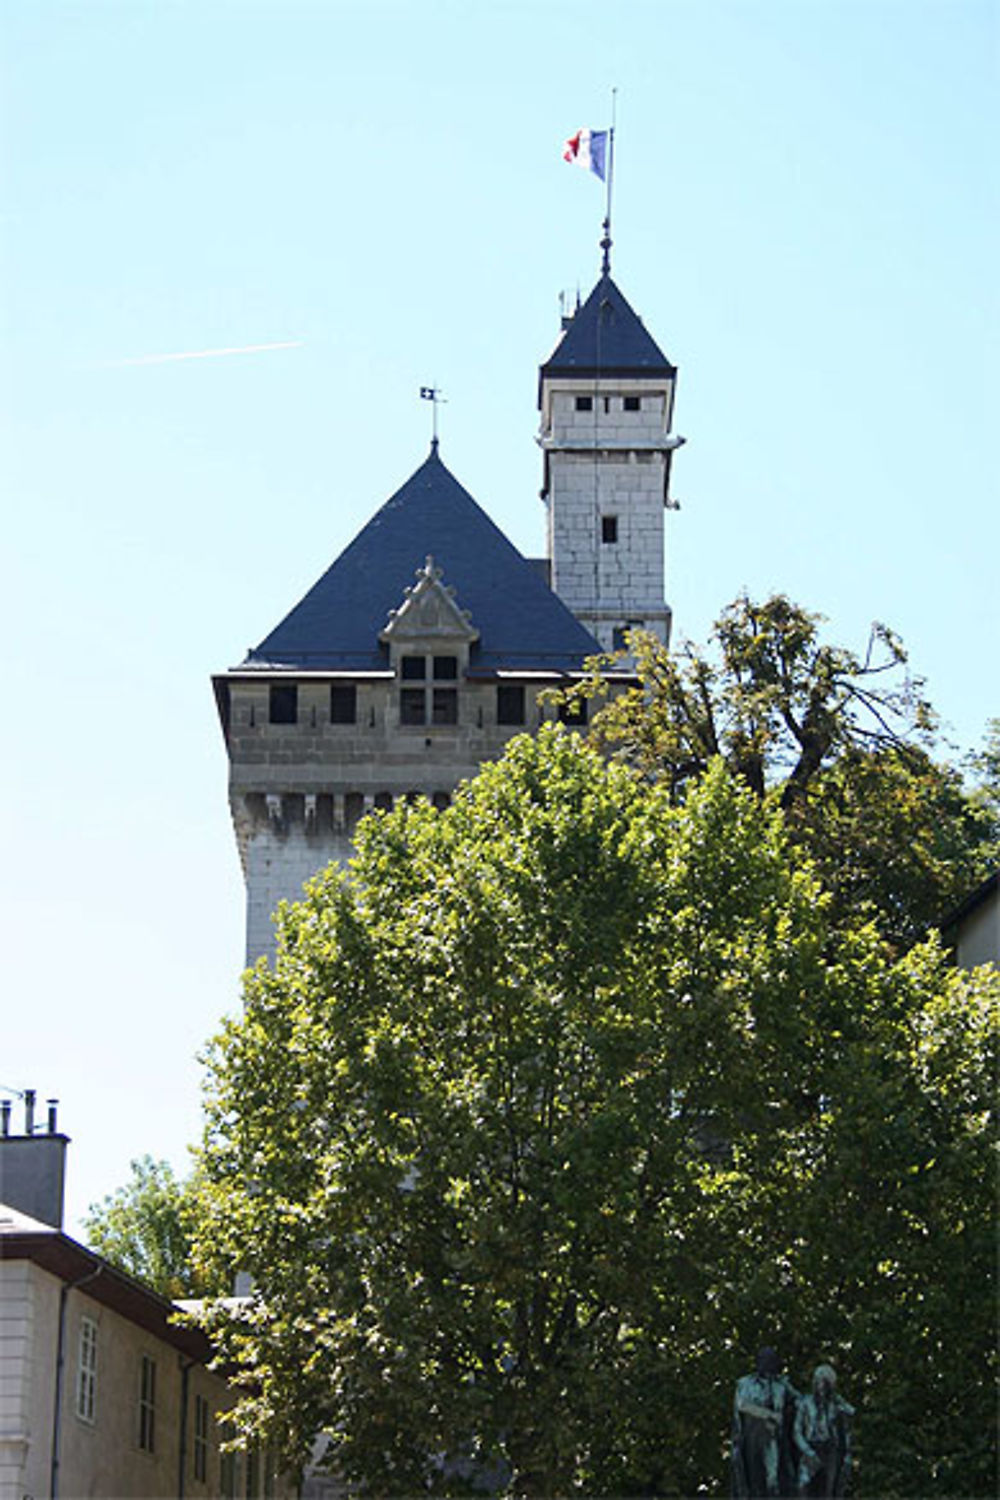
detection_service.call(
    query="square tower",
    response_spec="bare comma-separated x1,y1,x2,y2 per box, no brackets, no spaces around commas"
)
538,275,683,650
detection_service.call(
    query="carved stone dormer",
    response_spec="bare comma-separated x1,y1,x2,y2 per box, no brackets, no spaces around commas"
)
379,556,480,652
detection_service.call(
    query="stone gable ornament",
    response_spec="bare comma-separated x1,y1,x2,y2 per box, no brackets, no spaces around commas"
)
379,556,479,645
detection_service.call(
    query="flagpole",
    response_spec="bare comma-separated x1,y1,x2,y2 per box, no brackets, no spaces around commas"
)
601,87,617,275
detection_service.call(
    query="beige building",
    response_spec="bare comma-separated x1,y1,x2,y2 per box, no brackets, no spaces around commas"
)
0,1099,290,1500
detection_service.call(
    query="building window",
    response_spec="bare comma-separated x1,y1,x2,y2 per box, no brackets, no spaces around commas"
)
433,655,457,680
558,697,588,726
575,395,592,411
400,688,426,725
194,1394,209,1482
330,683,357,723
269,683,298,725
601,515,618,544
497,684,525,725
221,1450,239,1499
624,395,641,411
612,620,643,652
76,1316,97,1423
432,689,457,725
138,1355,156,1452
245,1445,259,1498
401,654,426,680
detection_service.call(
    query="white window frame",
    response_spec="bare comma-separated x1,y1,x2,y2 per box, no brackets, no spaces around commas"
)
76,1315,98,1423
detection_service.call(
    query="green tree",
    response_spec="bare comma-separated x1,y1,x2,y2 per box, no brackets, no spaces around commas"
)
567,596,996,949
194,728,997,1497
84,1155,208,1298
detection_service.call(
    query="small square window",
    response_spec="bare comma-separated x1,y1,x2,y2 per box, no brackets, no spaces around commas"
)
269,683,298,724
433,655,458,680
330,683,357,723
624,395,641,412
432,688,457,725
575,395,593,411
401,655,426,680
559,697,588,727
497,684,526,725
601,515,618,544
400,689,425,725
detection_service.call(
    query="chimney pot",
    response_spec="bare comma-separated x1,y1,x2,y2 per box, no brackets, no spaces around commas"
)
1,1100,10,1137
24,1089,36,1136
47,1099,59,1134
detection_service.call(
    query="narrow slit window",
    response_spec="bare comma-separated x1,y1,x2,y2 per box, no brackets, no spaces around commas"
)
601,515,618,544
76,1317,97,1424
194,1394,209,1483
138,1355,156,1452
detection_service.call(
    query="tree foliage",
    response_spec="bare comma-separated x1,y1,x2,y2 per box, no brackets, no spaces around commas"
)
84,1155,208,1299
564,595,997,950
194,728,997,1497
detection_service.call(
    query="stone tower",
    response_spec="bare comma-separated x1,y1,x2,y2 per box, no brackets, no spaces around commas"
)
538,273,683,651
214,272,680,964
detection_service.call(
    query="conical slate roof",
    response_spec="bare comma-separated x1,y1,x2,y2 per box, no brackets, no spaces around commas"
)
244,443,601,673
540,273,675,386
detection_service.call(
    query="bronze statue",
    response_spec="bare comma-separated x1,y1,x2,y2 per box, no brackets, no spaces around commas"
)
793,1364,854,1497
731,1347,799,1498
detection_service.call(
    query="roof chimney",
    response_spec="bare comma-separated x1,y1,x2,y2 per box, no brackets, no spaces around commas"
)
0,1088,69,1229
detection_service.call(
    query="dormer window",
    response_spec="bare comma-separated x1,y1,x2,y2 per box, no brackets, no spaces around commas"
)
401,655,426,680
433,655,457,679
398,655,460,726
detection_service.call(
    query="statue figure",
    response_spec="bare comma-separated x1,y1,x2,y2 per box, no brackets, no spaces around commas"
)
732,1347,799,1498
793,1364,854,1497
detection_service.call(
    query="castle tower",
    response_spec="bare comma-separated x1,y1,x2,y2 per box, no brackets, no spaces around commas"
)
538,273,683,650
213,442,601,964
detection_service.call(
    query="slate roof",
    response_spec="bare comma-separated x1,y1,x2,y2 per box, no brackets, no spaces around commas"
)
242,443,602,674
539,273,675,390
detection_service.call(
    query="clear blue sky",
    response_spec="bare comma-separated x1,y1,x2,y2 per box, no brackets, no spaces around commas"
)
2,0,995,1234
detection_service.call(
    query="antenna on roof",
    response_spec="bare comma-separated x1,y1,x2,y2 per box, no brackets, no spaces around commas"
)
419,384,447,451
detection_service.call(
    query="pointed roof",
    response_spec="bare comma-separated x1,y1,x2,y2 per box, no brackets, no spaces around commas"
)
539,274,675,388
242,444,601,673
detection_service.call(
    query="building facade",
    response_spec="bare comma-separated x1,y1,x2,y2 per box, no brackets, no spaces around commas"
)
214,271,682,963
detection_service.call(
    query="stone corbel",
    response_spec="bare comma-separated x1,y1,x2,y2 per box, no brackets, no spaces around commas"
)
266,793,284,832
304,794,318,833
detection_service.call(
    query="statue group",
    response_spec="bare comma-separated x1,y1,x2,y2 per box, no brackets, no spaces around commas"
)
731,1349,854,1498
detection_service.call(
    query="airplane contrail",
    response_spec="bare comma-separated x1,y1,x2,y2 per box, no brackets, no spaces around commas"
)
106,339,305,367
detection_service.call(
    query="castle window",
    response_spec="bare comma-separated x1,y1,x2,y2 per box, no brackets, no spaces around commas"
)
497,683,525,725
432,689,458,725
400,688,425,725
601,515,618,544
269,683,298,724
433,655,458,680
558,697,588,727
612,619,644,651
76,1316,97,1424
330,683,357,723
401,655,426,680
575,395,593,411
138,1354,156,1452
624,395,641,411
193,1394,209,1483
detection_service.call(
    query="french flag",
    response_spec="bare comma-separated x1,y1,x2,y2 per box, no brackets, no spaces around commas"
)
563,128,608,182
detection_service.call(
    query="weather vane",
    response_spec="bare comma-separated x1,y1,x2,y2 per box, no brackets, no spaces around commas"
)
420,384,447,446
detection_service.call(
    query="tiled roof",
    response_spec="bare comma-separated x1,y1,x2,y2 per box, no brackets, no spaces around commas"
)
540,273,674,386
242,443,602,673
